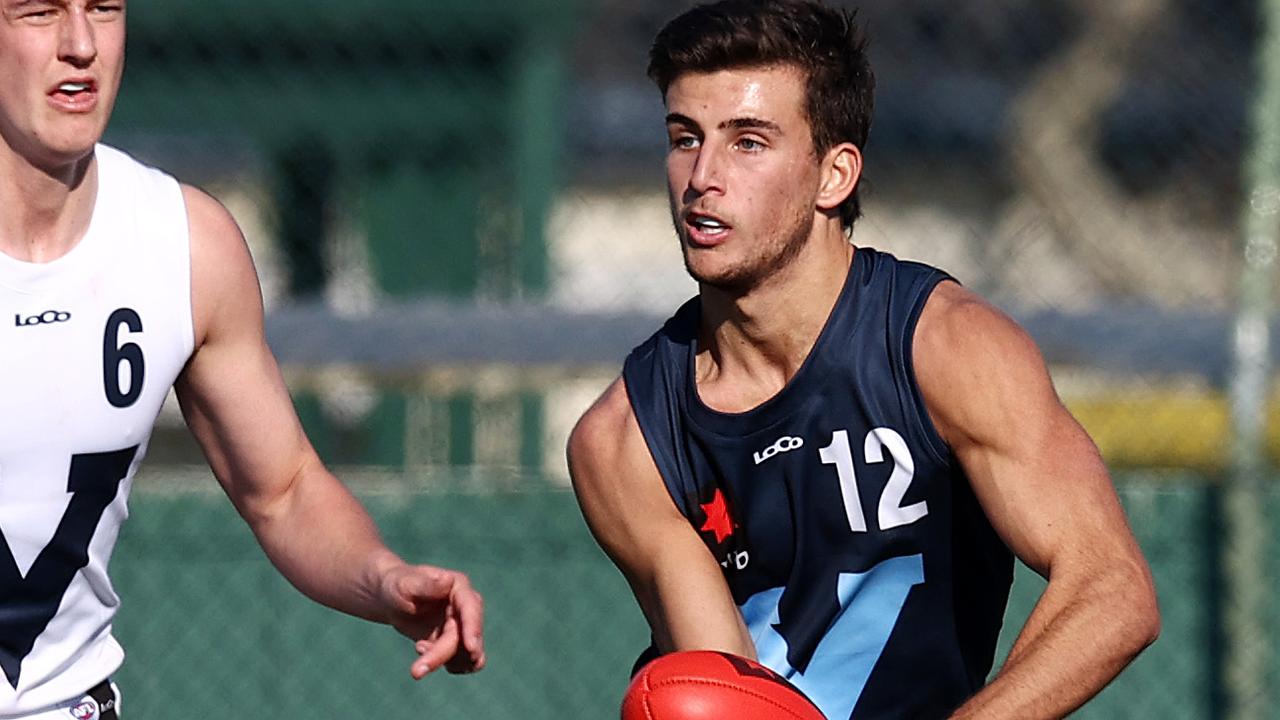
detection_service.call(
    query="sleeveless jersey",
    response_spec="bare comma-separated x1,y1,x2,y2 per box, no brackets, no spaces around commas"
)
623,248,1014,719
0,144,194,714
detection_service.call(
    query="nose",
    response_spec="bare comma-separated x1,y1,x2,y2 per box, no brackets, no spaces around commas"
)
688,143,724,197
58,7,98,69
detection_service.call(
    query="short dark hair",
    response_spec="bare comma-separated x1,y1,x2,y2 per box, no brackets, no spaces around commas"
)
648,0,875,228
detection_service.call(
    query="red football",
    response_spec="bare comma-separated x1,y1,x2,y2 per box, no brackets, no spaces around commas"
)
621,651,825,720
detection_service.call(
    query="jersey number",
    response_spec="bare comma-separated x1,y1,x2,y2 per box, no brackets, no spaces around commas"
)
0,446,139,688
740,430,929,717
819,428,928,533
103,308,145,408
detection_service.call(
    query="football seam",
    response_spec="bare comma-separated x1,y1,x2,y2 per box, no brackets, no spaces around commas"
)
645,677,814,718
642,694,656,720
642,667,656,720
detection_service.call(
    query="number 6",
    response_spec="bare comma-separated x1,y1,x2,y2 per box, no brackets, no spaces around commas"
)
103,308,145,408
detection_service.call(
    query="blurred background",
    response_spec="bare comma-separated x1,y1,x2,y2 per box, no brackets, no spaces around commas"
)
101,0,1277,717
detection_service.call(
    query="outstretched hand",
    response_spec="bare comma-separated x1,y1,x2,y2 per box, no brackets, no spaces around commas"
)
379,564,486,679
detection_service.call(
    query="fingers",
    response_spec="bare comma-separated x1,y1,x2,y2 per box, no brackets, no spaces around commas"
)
411,650,432,680
395,567,486,678
410,621,459,680
444,642,486,674
450,574,486,663
443,598,487,674
412,623,487,678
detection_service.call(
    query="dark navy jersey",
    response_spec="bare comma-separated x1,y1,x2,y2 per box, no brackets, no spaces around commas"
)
622,248,1014,720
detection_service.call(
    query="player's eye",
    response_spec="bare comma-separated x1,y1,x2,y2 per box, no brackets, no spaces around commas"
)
670,134,700,151
736,137,766,152
84,0,121,18
18,4,59,21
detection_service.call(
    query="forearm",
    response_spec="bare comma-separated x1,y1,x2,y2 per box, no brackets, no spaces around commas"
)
569,382,754,659
239,461,402,623
637,549,755,658
950,572,1159,719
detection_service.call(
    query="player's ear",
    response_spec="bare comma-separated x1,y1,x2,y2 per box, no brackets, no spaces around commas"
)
816,143,861,214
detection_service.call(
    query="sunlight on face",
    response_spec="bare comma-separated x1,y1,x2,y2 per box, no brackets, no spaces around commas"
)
0,0,126,169
663,65,823,293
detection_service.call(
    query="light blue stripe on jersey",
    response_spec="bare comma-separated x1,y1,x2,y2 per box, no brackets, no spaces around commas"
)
741,554,926,720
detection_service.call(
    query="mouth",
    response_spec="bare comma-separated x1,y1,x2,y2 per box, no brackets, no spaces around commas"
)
47,79,99,112
684,211,733,245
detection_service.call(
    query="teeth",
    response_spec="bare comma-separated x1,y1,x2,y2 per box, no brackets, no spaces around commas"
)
59,83,89,93
693,217,725,229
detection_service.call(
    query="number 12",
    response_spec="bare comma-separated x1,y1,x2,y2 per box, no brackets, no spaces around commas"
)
818,428,928,533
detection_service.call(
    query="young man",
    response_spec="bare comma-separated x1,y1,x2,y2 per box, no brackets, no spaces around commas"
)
0,1,483,717
568,1,1159,718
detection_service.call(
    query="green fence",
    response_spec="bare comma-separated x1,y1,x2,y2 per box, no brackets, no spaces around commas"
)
111,0,575,300
110,470,1268,719
113,475,645,719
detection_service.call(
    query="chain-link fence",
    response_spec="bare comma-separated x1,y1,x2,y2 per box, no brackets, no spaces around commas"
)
99,0,1279,717
111,470,1275,719
114,470,645,719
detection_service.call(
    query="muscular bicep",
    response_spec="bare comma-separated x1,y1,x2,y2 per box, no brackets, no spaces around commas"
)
174,185,317,518
914,284,1143,577
568,379,754,658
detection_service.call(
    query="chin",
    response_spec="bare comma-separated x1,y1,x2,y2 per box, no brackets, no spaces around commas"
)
684,257,761,294
28,133,100,171
682,238,783,293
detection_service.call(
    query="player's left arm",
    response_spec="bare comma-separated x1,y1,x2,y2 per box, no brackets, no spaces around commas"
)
172,185,484,678
913,281,1159,720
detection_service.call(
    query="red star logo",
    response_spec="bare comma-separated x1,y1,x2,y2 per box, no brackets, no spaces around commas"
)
699,488,737,544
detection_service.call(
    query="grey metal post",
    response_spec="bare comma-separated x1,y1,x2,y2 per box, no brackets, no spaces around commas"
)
1225,1,1280,718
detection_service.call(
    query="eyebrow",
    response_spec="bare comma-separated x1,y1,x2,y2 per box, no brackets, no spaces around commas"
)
665,113,784,134
6,0,61,9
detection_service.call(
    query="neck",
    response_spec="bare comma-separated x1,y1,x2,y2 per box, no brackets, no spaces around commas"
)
0,143,97,262
695,221,855,408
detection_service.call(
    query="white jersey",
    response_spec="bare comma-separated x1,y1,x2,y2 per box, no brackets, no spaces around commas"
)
0,144,193,715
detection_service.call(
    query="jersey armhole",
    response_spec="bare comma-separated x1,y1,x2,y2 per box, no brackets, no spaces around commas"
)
173,185,196,361
901,275,958,470
622,353,697,521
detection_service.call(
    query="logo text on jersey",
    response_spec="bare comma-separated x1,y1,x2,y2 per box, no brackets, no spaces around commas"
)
68,699,98,719
720,549,750,571
15,310,71,327
754,435,804,465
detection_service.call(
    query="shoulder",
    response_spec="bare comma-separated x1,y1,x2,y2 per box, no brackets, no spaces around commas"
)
913,282,1056,446
568,377,642,472
567,376,679,539
848,248,955,326
641,298,700,355
568,375,673,503
181,184,245,249
179,184,263,348
622,298,699,384
915,281,1042,368
855,246,952,284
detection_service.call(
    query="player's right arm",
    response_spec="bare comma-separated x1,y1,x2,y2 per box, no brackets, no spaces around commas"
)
173,185,483,677
568,377,755,659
